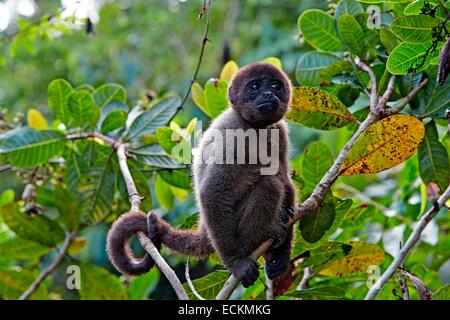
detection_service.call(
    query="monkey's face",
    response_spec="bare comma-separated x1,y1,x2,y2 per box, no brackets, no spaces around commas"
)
228,63,292,127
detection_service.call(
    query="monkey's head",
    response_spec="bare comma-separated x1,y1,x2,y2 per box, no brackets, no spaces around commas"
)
228,62,292,127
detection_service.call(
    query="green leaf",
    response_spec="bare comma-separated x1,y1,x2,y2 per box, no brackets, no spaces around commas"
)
179,212,200,230
35,187,81,231
0,202,65,246
287,87,357,130
159,169,192,189
0,267,48,299
155,175,174,210
421,86,450,118
182,271,230,300
387,42,440,75
93,83,127,109
391,15,441,43
318,241,384,277
418,121,450,191
127,96,181,141
48,79,73,125
293,198,352,254
302,141,334,193
0,189,15,207
335,0,363,21
284,286,345,300
300,241,353,269
101,109,127,134
298,9,344,52
204,79,228,119
80,152,115,224
0,237,51,260
338,14,366,57
380,27,400,53
0,129,65,167
295,52,340,86
65,145,88,194
68,90,95,128
340,115,425,175
129,269,160,300
78,262,127,300
155,127,181,155
191,82,208,116
299,194,336,243
130,144,185,169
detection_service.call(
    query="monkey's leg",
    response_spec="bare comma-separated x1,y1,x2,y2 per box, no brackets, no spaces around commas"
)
264,226,293,279
147,213,214,259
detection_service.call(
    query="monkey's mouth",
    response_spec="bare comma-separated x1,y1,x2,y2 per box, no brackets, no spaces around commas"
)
256,101,279,113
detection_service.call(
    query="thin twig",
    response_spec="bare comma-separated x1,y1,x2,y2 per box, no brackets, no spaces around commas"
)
117,144,141,212
365,184,450,300
385,78,428,116
0,165,12,172
169,0,212,122
377,75,396,111
185,257,205,300
19,232,75,300
355,57,378,111
67,131,118,149
265,277,273,300
297,266,314,290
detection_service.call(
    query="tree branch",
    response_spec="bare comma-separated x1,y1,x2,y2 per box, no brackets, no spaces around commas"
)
377,75,396,111
385,78,428,116
185,258,205,300
19,231,75,300
115,142,189,300
355,57,378,110
297,266,314,291
364,184,450,300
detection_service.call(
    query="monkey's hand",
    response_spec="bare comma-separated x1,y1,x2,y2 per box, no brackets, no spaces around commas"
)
229,256,260,288
279,206,295,223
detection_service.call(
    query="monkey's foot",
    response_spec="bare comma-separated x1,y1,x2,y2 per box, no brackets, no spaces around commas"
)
279,206,294,223
230,256,260,288
265,254,289,280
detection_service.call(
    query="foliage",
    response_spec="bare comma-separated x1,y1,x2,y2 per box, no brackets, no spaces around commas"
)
0,0,448,301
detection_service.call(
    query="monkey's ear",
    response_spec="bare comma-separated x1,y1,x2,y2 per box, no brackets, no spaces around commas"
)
227,85,236,105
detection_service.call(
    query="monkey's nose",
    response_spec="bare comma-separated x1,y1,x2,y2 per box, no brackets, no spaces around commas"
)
262,91,273,99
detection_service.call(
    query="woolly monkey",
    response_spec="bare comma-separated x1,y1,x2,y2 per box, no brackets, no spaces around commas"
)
107,62,296,287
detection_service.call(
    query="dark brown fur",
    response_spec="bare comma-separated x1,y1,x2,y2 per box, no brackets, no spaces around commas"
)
106,63,296,286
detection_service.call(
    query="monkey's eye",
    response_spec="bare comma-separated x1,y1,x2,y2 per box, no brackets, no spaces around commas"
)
271,83,282,91
249,83,260,92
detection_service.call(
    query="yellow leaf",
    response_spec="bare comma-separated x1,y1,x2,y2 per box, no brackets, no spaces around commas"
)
220,60,239,83
27,108,48,130
340,115,425,175
68,237,87,255
262,57,282,69
169,121,182,135
319,241,384,277
186,118,198,136
170,186,188,202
